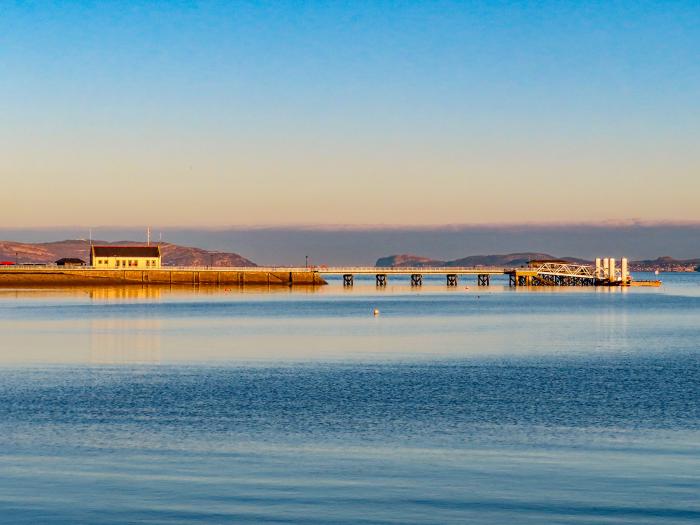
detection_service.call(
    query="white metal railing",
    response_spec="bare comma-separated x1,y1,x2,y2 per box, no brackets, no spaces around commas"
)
318,266,508,274
156,266,314,272
0,265,512,272
1,263,600,277
0,265,514,273
0,265,315,272
527,262,596,278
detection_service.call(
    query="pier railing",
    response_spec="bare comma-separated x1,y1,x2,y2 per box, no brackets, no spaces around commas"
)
317,266,508,274
0,262,595,277
527,262,596,278
2,265,512,273
0,265,317,272
1,262,597,278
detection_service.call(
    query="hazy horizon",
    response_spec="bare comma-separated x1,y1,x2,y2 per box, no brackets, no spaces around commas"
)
3,223,699,266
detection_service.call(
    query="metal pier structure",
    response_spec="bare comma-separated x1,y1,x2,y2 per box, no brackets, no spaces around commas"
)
508,262,598,287
319,257,633,287
322,266,506,287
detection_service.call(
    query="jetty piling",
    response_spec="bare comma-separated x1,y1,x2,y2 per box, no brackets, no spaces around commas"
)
320,257,642,288
477,274,490,286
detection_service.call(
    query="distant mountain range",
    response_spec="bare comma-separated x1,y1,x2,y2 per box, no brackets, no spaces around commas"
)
0,240,256,267
376,253,700,272
376,253,587,268
630,256,700,272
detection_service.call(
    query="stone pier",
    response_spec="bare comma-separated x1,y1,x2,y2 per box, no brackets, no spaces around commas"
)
0,268,327,287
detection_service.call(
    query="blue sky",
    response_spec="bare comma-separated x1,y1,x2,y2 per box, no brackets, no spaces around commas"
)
1,1,698,226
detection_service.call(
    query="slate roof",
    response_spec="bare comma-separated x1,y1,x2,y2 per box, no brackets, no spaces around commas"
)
91,246,161,258
56,258,86,265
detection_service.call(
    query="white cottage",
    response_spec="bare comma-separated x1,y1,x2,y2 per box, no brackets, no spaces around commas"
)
90,245,162,269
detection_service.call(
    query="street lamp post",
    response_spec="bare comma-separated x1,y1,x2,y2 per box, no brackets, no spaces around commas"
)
305,255,308,268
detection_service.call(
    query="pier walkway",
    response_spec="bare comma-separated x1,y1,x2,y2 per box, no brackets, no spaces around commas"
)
318,260,624,287
0,259,633,287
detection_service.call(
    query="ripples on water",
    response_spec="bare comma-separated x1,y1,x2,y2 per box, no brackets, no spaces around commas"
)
0,274,699,524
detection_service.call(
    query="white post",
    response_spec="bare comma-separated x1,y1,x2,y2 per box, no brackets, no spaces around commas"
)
603,258,610,280
609,258,616,282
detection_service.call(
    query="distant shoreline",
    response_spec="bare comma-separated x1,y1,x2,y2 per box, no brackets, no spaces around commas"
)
376,253,700,273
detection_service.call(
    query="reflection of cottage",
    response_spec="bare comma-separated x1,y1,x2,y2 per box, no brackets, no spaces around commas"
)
56,258,86,267
90,246,161,269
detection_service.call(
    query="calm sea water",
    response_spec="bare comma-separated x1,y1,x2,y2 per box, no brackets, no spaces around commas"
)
0,273,698,524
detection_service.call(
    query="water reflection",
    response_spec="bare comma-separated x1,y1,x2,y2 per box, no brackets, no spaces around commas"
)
89,287,163,302
89,317,162,365
0,275,694,366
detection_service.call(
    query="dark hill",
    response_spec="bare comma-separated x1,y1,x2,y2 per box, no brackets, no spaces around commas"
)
375,254,443,267
376,252,586,268
376,253,699,271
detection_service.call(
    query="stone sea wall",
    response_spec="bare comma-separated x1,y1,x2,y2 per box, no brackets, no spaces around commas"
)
0,268,327,287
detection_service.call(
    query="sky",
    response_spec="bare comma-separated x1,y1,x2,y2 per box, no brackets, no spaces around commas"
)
1,0,698,228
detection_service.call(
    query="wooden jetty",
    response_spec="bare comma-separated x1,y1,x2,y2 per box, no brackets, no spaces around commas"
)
320,266,505,287
319,257,654,287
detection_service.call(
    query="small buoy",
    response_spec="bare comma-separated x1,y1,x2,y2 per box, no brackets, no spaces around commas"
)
654,270,660,275
373,308,380,316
